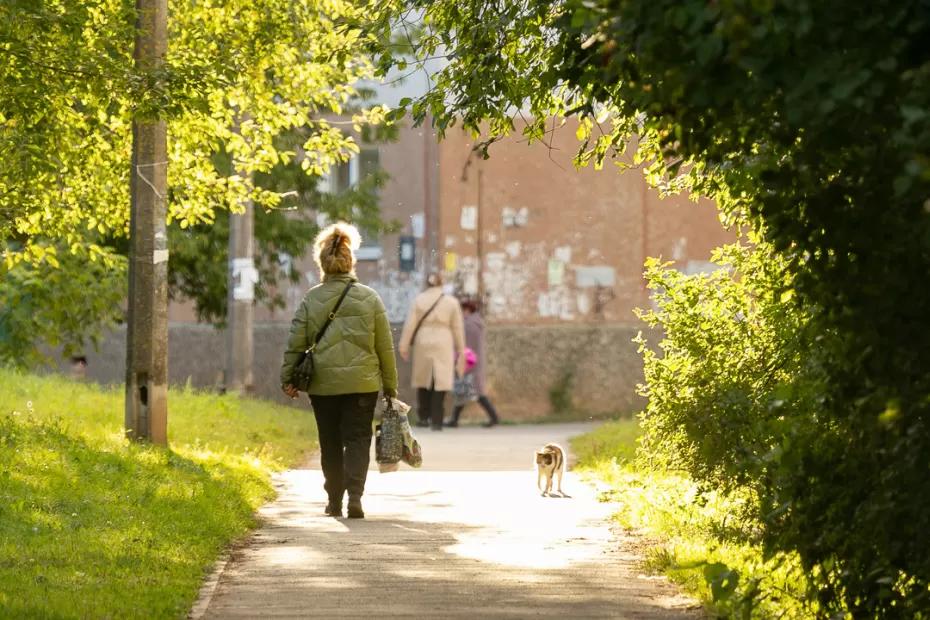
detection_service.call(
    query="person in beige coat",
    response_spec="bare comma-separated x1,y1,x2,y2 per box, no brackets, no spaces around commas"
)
399,273,466,430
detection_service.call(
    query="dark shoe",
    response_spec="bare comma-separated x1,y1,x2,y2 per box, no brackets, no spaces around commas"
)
347,497,364,519
443,418,458,428
324,501,343,517
481,419,499,428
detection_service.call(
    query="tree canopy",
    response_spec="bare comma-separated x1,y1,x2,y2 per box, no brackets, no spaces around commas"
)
167,128,390,325
368,0,930,614
0,0,388,362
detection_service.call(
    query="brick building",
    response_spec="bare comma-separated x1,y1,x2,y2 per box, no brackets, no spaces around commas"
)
87,117,732,420
436,122,727,325
428,122,731,418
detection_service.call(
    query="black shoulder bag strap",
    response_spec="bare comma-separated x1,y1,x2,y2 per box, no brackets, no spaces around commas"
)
410,292,444,345
308,281,354,353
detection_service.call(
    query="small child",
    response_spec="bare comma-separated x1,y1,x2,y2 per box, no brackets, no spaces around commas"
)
446,298,502,428
452,347,479,410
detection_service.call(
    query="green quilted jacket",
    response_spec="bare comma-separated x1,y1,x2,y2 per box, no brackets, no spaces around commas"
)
280,274,398,397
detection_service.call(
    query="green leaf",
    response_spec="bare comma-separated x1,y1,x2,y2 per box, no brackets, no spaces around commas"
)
703,562,740,602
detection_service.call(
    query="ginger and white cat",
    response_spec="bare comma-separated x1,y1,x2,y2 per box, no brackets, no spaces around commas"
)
535,443,565,497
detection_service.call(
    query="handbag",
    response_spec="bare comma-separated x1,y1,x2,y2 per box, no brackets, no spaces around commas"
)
453,373,479,406
292,282,353,393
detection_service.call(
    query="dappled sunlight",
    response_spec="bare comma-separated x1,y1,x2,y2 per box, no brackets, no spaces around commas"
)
387,522,432,536
443,534,606,569
256,543,330,568
435,475,614,568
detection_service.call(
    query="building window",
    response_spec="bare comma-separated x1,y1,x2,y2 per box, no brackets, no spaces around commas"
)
356,149,382,260
359,149,380,182
318,149,383,260
319,159,352,194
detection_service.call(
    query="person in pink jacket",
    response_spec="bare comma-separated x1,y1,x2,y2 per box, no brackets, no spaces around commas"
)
445,299,500,428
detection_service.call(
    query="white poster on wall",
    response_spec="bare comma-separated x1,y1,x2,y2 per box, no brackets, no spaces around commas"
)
410,212,425,239
573,265,616,288
460,205,477,231
231,258,260,301
554,246,572,264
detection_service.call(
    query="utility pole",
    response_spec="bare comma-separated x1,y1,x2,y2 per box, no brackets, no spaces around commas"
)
226,194,256,394
125,0,168,444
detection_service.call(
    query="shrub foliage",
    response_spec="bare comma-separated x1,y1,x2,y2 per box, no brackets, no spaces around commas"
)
638,236,927,615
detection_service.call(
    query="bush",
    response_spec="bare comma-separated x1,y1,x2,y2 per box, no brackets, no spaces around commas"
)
637,236,816,495
638,236,930,616
0,247,125,367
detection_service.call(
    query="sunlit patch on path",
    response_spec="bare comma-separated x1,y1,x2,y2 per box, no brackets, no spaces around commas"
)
192,424,698,618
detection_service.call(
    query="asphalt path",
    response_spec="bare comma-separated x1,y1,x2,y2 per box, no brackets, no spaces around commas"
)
192,423,699,619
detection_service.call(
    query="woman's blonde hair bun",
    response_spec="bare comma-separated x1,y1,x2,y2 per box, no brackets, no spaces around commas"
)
314,222,361,277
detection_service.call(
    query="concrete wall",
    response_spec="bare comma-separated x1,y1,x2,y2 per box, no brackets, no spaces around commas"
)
80,322,649,421
483,324,648,420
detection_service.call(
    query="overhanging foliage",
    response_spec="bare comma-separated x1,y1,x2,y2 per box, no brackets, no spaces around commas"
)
367,0,930,614
0,0,390,362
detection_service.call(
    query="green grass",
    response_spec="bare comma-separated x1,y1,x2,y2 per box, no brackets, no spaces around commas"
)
571,419,812,619
568,417,640,467
0,369,317,619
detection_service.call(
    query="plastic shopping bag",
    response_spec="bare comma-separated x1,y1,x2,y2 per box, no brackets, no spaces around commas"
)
375,397,421,472
375,397,407,470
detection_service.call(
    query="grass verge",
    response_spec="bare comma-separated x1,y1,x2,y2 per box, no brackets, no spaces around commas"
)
571,419,812,619
0,369,317,619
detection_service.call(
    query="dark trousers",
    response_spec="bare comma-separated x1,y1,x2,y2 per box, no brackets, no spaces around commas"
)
417,385,447,429
309,392,378,502
450,395,500,424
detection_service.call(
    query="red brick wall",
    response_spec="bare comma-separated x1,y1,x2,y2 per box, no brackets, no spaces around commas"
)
437,119,733,325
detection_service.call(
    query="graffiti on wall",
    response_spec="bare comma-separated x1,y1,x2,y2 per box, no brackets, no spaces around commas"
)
444,202,624,322
536,243,618,321
368,270,424,323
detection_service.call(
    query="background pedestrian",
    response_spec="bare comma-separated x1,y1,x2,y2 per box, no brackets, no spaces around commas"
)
446,299,500,428
399,273,466,431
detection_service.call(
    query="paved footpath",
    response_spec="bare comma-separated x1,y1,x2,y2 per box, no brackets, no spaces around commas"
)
192,423,699,619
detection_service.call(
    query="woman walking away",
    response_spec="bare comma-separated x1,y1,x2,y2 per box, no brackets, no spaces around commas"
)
446,299,500,428
399,273,466,431
280,223,398,519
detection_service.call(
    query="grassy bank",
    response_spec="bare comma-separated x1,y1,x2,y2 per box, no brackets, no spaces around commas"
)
0,369,317,618
571,419,811,618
